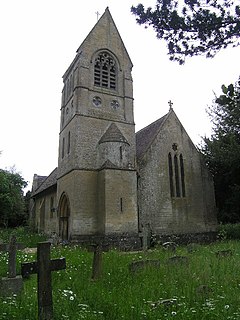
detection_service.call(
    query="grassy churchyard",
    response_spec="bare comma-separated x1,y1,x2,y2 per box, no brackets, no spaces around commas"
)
1,228,240,319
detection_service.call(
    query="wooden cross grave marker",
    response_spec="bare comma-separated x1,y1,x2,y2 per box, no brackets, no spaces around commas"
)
21,242,66,320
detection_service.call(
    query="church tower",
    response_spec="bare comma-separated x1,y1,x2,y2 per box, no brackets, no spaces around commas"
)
57,8,139,245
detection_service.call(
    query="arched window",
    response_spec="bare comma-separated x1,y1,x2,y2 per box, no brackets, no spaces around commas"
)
180,154,186,197
168,152,186,198
168,153,174,197
50,197,54,219
62,137,65,159
94,51,116,90
67,131,70,154
174,155,181,197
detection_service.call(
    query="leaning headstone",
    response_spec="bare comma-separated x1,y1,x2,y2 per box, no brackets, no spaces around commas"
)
167,255,189,265
162,241,177,252
129,259,160,273
216,249,233,258
0,235,25,296
91,243,103,281
21,242,66,320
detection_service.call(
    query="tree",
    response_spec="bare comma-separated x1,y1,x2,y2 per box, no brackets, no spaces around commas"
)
0,168,28,227
131,0,240,64
201,77,240,223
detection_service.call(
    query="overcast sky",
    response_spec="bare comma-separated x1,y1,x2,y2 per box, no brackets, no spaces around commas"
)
1,0,240,191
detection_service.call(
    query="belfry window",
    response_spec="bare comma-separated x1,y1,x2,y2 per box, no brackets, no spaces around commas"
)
94,51,116,90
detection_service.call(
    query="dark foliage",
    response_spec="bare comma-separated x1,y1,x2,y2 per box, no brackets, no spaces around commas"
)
201,77,240,223
0,168,28,227
131,0,240,64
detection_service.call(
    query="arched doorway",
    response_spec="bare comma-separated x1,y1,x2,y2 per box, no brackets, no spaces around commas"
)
58,193,70,241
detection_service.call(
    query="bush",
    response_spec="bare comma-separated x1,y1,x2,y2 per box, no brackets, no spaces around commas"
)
217,223,240,240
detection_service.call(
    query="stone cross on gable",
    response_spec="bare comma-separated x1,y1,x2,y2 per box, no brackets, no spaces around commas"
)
168,100,173,110
95,11,100,21
0,235,25,278
21,242,66,320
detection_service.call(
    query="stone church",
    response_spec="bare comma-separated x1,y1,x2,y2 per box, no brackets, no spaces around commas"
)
30,8,217,247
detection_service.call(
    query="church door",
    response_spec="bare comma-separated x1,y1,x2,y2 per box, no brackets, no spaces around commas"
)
58,193,70,241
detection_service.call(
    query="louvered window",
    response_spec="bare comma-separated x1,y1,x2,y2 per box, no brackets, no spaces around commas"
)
94,52,116,90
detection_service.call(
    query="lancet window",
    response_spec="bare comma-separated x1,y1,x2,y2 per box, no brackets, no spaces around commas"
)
168,152,186,198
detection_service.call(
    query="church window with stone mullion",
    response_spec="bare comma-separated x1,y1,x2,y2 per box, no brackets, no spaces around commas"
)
168,153,186,198
94,52,116,90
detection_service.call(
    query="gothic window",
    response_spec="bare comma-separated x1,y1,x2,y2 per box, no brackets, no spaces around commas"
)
174,155,181,197
120,146,123,160
50,197,54,219
168,153,174,197
168,152,186,198
120,197,123,213
67,131,70,154
180,154,186,197
94,51,116,90
62,137,65,159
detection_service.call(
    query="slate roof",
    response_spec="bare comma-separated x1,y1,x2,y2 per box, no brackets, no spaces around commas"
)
32,167,58,196
136,113,168,161
99,123,129,145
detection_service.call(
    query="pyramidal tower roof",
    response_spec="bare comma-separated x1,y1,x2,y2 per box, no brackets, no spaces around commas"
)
99,123,129,145
77,7,132,64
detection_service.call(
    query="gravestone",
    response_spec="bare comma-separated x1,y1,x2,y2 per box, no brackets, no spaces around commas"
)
167,255,189,265
21,242,66,320
162,241,177,252
139,225,151,251
0,235,24,296
129,259,160,273
215,249,233,258
47,232,60,246
91,243,103,281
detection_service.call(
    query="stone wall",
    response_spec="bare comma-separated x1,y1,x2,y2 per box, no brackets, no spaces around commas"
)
138,111,217,235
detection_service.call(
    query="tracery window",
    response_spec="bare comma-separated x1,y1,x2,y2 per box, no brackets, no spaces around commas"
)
94,51,116,90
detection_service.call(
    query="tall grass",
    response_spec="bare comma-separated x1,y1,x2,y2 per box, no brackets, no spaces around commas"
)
1,230,240,319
